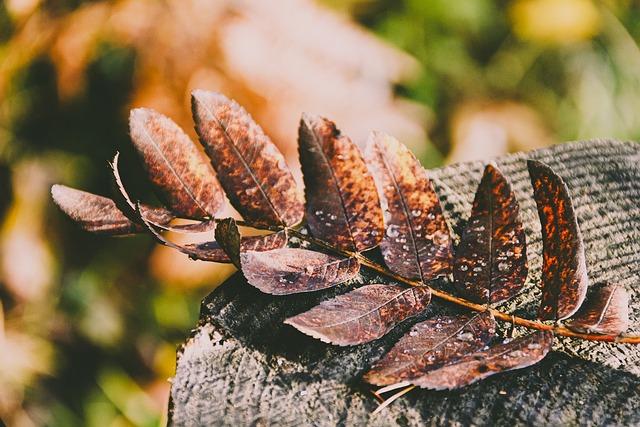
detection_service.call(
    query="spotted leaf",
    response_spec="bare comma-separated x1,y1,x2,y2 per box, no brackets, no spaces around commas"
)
365,131,453,281
299,115,384,252
529,160,589,321
454,164,527,304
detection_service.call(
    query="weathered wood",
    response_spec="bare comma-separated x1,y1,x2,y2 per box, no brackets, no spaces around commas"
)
169,139,640,426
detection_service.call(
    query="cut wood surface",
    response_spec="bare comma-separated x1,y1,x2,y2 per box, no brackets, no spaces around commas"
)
169,139,640,426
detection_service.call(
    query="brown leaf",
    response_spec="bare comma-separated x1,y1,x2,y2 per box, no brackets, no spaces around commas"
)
286,284,431,346
364,311,496,386
239,248,359,295
129,108,225,219
51,184,174,235
364,131,453,281
454,164,528,304
566,284,630,335
192,90,304,227
184,231,288,263
214,218,241,268
411,330,554,390
528,160,589,321
299,115,384,252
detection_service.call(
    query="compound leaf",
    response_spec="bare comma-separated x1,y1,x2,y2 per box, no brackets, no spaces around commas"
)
286,284,431,346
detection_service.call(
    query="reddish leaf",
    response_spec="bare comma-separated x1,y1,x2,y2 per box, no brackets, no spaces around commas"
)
364,131,453,281
240,248,359,295
129,108,224,219
566,284,630,335
286,284,431,346
454,165,528,304
298,115,384,252
365,311,496,386
411,330,554,390
529,160,589,321
192,90,304,227
214,217,241,268
51,184,173,236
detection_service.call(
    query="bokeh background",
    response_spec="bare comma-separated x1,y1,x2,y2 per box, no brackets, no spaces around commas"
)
2,0,640,425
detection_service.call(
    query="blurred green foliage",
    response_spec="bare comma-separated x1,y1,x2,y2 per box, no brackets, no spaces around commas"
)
2,0,640,425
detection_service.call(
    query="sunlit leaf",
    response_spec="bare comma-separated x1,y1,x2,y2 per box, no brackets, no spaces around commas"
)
566,284,630,335
299,115,384,252
528,160,588,321
182,231,288,263
51,185,173,236
214,217,241,268
454,164,527,304
364,131,453,281
365,312,496,386
192,90,304,227
240,248,359,295
129,108,224,219
411,330,554,390
286,284,431,346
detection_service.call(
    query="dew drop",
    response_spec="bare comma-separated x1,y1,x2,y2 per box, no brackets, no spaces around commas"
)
502,338,512,344
459,264,469,271
426,355,436,362
315,210,324,216
435,323,443,329
415,225,422,231
488,327,496,334
427,213,436,220
458,331,475,341
245,187,258,196
473,266,482,272
510,350,523,357
337,154,349,160
277,158,288,171
506,249,515,257
329,214,337,220
409,330,418,337
325,222,332,227
386,225,400,238
498,262,509,272
527,342,541,350
394,357,400,362
475,225,485,232
411,209,422,217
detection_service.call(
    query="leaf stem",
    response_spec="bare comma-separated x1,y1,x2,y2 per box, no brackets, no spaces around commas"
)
285,228,640,344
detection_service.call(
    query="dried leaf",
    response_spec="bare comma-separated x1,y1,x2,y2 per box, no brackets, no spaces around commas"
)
183,231,288,263
286,284,431,346
365,312,496,386
454,164,528,304
214,218,241,268
411,330,554,390
528,160,589,321
51,184,173,235
240,248,359,295
299,115,384,252
364,131,453,281
129,108,224,219
192,90,304,227
566,284,630,335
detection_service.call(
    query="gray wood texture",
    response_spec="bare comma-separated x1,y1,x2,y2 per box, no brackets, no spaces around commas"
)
169,139,640,426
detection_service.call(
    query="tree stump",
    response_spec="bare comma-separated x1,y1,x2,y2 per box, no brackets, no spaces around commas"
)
168,139,640,426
